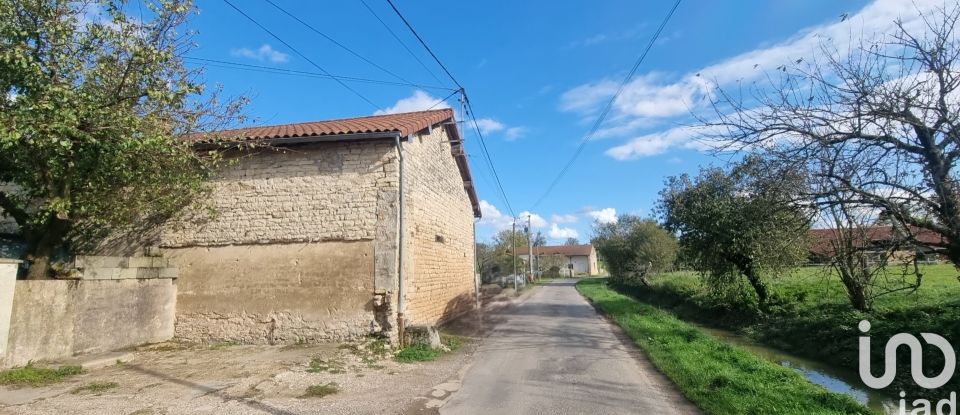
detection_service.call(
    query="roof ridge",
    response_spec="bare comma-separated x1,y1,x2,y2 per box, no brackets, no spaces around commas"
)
214,108,454,134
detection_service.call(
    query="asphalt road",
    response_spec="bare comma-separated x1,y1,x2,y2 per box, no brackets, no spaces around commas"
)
440,279,700,415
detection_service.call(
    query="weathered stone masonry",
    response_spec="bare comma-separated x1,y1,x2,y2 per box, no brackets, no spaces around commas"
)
160,141,401,343
403,127,477,326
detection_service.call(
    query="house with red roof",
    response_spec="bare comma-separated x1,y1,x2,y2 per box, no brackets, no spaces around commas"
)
807,225,948,264
152,109,480,344
515,244,601,276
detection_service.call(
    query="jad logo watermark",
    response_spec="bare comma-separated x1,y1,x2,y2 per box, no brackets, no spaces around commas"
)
859,320,957,414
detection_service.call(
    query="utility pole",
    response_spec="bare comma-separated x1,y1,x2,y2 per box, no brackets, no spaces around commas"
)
527,215,533,282
512,219,518,291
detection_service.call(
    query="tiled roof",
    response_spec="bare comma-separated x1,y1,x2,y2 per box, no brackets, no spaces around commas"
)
516,245,594,257
185,108,481,218
808,225,948,257
188,109,455,143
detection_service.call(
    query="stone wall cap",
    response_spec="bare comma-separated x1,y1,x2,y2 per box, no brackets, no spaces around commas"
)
0,258,23,264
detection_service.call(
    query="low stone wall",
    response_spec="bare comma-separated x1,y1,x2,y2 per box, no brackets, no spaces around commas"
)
0,258,176,369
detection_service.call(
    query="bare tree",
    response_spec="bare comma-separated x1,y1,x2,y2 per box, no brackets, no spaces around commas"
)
705,5,960,265
818,191,921,311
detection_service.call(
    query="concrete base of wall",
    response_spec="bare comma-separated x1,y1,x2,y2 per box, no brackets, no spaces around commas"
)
1,278,176,368
166,241,379,344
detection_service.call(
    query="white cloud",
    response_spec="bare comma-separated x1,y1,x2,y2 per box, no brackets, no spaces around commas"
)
474,118,505,134
469,117,526,141
605,124,717,160
478,200,513,230
504,127,527,141
519,211,548,228
230,44,289,64
587,208,618,224
551,214,578,224
375,90,451,115
478,201,550,232
548,223,579,239
558,0,945,158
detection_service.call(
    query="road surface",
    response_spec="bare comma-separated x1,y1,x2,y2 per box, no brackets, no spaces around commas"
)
440,279,700,415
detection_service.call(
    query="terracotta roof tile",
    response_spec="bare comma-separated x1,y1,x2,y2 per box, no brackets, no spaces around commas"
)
808,225,948,257
515,245,595,256
188,109,455,143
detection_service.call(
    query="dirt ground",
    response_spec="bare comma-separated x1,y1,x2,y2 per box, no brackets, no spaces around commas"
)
0,285,527,415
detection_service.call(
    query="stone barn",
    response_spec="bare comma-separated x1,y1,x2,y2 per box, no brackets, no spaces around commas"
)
158,108,480,343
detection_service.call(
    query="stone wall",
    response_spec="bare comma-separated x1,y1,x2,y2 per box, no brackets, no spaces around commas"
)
159,141,400,343
0,276,176,368
402,126,477,326
166,241,376,343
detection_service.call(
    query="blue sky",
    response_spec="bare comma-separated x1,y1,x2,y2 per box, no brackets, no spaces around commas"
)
178,0,939,243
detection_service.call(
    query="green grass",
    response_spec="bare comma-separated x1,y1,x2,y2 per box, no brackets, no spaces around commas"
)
299,382,339,399
394,333,466,363
577,279,873,415
306,357,346,374
615,264,960,396
71,381,119,394
0,364,83,387
395,344,441,363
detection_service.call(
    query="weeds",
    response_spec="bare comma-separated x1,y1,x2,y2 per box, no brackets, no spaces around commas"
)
307,357,346,374
299,382,339,399
395,344,441,363
71,382,119,394
0,364,83,387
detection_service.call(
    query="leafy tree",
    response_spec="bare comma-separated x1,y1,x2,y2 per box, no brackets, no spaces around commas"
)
0,0,244,279
703,5,960,265
592,215,678,286
563,237,580,246
488,228,527,277
658,157,810,306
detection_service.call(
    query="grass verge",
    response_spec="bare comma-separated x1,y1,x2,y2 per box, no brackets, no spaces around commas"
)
0,364,83,387
576,279,873,415
621,264,960,396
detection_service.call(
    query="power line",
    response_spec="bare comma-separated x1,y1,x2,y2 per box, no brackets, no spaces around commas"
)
358,0,446,86
529,0,683,210
184,57,454,91
464,97,515,218
426,89,461,111
384,0,463,90
222,0,381,110
380,0,513,219
262,0,415,86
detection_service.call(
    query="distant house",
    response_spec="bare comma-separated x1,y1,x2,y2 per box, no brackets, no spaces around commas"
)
807,225,947,264
516,244,600,275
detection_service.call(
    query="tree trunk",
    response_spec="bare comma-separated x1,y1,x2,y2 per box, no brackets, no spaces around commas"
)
737,260,768,306
837,266,870,311
23,216,71,280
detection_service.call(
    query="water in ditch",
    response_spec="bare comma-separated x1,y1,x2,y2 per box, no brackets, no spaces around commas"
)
692,324,903,414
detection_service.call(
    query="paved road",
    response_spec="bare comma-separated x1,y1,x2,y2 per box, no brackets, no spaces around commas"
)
440,279,700,415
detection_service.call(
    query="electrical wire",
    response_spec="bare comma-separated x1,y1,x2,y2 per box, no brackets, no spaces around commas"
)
359,0,446,86
465,97,515,218
262,0,416,86
381,0,514,219
184,57,455,91
384,0,463,90
222,0,382,110
529,0,683,210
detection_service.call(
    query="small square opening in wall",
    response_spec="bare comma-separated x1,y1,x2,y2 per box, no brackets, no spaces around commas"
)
435,235,446,243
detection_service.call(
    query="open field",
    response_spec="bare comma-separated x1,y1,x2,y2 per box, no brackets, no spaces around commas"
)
576,279,872,415
614,264,960,396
